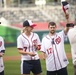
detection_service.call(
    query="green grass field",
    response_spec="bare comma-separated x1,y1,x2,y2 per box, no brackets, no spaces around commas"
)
4,44,74,75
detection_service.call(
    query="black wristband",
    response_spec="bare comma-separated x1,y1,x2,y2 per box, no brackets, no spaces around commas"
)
1,50,5,53
66,23,74,27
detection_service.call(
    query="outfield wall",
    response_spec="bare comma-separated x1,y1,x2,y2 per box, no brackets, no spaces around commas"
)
0,26,20,42
0,25,69,47
4,30,70,47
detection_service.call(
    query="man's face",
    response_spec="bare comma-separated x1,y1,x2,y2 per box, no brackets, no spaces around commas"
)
49,25,56,34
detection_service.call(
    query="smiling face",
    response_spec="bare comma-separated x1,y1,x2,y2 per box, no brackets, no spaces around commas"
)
49,25,56,34
48,22,56,35
26,26,34,32
22,26,34,34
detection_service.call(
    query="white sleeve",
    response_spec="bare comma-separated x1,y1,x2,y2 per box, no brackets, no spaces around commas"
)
17,36,23,49
58,30,66,42
0,37,5,51
41,38,46,53
59,30,65,36
36,34,41,45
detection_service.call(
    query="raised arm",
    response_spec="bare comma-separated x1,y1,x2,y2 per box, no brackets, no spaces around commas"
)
64,13,70,35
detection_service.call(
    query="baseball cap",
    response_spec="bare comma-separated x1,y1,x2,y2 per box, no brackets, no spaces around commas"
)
23,20,36,28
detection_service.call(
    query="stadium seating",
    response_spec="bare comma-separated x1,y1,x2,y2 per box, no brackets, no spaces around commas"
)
0,5,76,27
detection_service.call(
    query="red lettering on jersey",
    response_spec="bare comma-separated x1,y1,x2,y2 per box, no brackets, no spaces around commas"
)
47,48,52,54
55,36,61,44
0,41,2,47
33,39,37,46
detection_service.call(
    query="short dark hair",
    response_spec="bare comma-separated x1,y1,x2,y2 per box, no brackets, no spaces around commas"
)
48,22,56,27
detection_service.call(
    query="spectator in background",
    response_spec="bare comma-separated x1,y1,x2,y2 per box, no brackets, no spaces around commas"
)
0,34,5,75
17,20,42,75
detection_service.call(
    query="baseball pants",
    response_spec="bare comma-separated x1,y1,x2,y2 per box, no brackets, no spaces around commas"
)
21,59,42,74
74,65,76,75
0,71,4,75
47,67,68,75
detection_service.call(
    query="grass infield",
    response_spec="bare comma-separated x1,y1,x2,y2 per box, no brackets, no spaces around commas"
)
4,44,74,75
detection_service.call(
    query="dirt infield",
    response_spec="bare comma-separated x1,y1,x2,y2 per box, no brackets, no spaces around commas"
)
3,53,72,61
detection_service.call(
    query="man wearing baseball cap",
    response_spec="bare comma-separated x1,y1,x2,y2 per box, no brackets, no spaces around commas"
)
17,20,42,75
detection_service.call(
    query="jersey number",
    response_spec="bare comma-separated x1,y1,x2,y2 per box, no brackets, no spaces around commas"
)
24,47,27,52
47,48,52,54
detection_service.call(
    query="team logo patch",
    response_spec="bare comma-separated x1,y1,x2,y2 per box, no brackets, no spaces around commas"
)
33,39,37,46
0,41,2,47
55,36,61,44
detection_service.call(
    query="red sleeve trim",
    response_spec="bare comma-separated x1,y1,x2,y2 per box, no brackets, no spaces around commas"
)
17,48,23,50
37,45,41,50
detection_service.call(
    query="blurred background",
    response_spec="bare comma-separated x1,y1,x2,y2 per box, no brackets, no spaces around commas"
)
0,0,76,75
0,0,76,47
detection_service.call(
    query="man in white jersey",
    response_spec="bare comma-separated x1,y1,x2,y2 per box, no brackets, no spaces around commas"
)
17,20,42,75
68,20,76,75
0,36,5,75
41,14,70,75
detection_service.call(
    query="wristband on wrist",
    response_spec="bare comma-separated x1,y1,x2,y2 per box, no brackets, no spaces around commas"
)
66,23,74,27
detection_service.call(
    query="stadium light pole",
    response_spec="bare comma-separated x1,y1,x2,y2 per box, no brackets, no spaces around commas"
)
4,0,7,8
0,0,2,7
35,0,46,6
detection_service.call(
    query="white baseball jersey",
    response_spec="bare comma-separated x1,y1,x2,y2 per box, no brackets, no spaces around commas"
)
68,26,76,65
41,30,69,71
17,32,41,61
0,36,5,72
